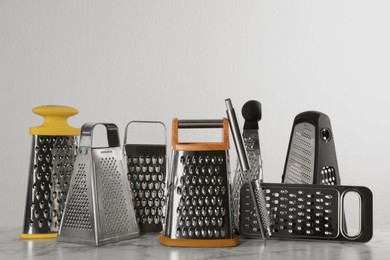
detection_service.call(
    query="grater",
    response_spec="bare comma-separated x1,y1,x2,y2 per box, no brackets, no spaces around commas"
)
225,99,271,241
229,100,264,233
240,182,373,242
160,118,239,247
57,123,139,246
21,106,80,239
282,111,340,185
123,121,168,233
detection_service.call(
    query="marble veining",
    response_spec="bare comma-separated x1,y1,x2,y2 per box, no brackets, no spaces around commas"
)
1,227,389,260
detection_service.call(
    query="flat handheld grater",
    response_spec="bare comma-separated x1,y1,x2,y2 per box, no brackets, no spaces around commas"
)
21,105,80,239
123,121,168,233
57,123,139,246
160,118,239,247
240,182,373,242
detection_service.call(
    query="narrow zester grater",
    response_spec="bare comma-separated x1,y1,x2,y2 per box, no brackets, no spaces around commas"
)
57,123,139,246
282,111,340,185
123,121,168,233
241,182,373,242
160,118,239,247
230,100,263,233
21,106,80,239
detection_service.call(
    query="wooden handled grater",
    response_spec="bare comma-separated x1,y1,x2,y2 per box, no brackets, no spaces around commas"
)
159,118,239,247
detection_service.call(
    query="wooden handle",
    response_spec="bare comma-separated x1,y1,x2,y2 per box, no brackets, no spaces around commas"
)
171,118,229,151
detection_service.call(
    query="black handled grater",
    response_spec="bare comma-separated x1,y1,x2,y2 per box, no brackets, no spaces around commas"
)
282,111,340,185
160,118,239,247
21,106,80,239
228,100,265,234
240,111,342,238
241,182,373,242
57,123,139,246
123,121,168,233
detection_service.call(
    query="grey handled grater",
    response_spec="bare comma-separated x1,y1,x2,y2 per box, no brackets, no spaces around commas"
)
123,121,168,233
241,182,373,242
57,123,139,246
160,118,239,247
21,106,80,239
282,111,340,185
229,100,264,234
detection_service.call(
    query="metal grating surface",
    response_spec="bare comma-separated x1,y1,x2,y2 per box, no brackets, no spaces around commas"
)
284,123,315,184
62,162,92,231
100,157,131,235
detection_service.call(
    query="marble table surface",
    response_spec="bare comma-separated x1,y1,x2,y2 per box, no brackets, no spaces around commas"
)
1,227,389,260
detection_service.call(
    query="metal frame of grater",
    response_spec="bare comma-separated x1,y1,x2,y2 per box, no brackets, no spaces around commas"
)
282,111,340,185
160,118,239,247
123,121,168,233
57,123,139,246
241,182,373,242
21,106,80,239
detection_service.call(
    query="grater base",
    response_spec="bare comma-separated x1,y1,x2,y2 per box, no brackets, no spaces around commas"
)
20,233,57,239
159,234,240,247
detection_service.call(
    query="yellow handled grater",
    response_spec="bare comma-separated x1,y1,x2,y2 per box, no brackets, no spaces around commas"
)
21,106,80,239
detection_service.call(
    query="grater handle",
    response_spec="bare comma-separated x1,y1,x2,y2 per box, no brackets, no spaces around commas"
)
242,100,262,130
30,105,80,136
172,118,229,151
123,120,167,146
79,122,120,148
177,119,224,129
225,99,250,172
341,187,373,242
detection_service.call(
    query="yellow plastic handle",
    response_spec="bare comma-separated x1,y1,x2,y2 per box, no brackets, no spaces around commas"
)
29,105,80,136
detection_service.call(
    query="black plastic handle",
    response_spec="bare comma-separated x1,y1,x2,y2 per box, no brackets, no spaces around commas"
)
242,100,262,130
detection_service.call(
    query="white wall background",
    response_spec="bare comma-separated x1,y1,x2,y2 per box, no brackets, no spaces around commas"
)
1,1,389,231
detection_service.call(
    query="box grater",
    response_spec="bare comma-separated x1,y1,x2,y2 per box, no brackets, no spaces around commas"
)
160,118,239,247
123,121,168,233
282,111,340,185
240,182,373,242
21,106,80,239
57,123,139,246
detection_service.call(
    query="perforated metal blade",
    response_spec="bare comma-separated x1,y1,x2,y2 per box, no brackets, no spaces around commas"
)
284,123,315,184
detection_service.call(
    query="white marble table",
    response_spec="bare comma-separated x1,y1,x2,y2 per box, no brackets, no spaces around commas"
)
1,227,389,260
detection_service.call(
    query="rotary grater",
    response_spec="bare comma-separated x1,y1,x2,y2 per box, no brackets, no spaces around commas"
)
160,118,239,247
240,182,373,242
57,123,139,246
21,106,80,239
230,100,264,233
123,121,168,233
282,111,340,185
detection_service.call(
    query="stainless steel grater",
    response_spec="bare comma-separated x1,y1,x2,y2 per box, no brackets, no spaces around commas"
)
21,106,80,239
160,118,239,247
282,111,340,185
123,121,168,233
229,100,264,233
241,182,373,242
57,123,139,246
